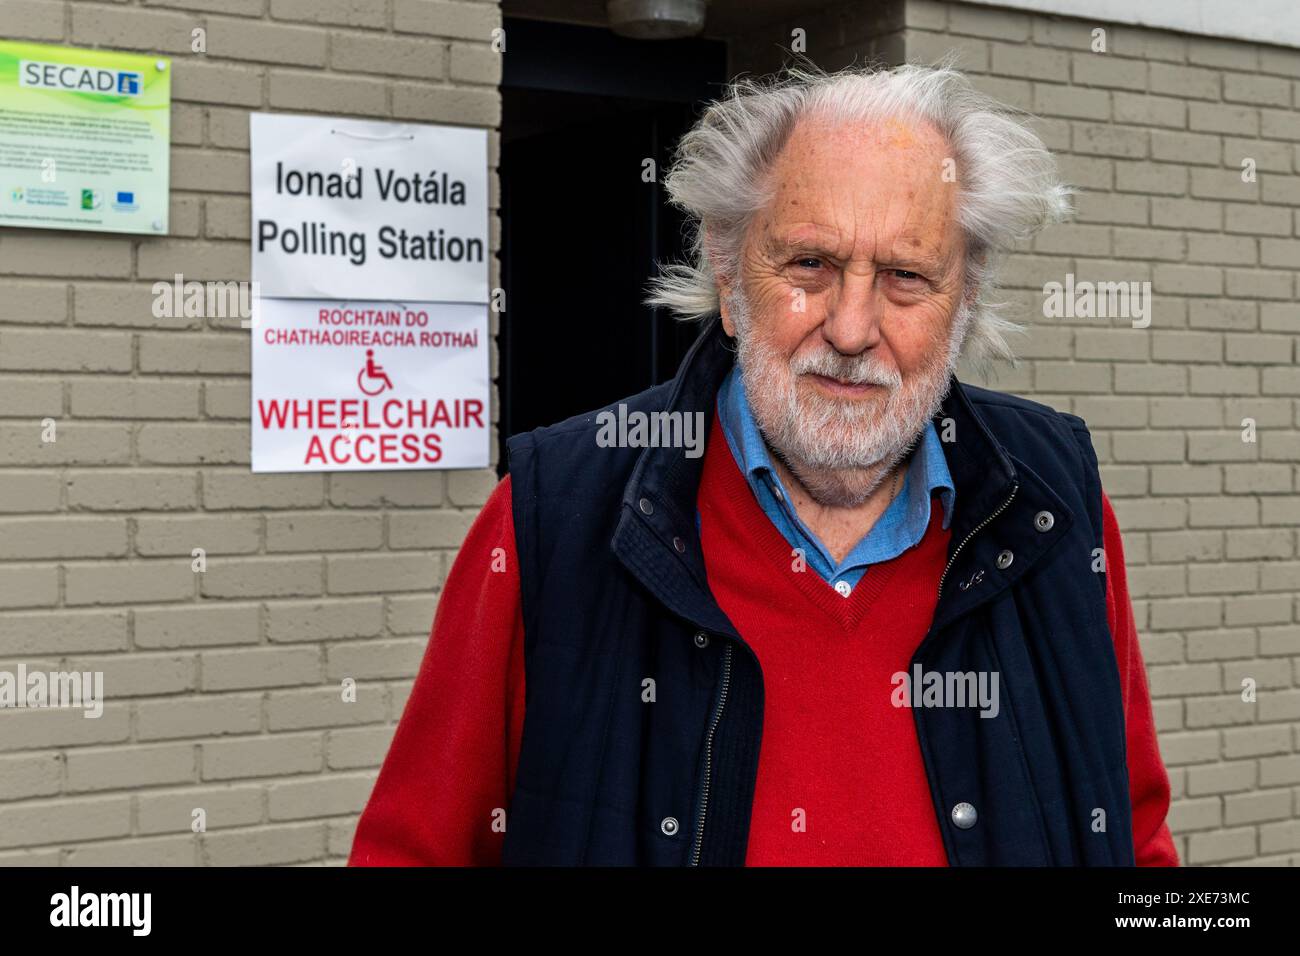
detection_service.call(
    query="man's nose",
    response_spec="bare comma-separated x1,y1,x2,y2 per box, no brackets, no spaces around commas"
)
821,270,883,355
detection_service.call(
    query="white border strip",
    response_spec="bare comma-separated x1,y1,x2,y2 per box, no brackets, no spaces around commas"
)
954,0,1300,51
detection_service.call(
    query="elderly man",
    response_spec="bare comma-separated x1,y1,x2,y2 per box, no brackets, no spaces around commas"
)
350,64,1177,867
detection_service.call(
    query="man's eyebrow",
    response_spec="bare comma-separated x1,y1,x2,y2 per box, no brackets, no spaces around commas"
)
762,233,841,256
879,251,947,270
763,233,949,270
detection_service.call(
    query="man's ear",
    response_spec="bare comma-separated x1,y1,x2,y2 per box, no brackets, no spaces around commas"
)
718,285,736,338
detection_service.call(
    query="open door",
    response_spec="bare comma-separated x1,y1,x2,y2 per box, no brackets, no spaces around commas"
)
498,17,727,474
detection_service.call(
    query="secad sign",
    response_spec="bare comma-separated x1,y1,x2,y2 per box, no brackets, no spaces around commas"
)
0,40,170,235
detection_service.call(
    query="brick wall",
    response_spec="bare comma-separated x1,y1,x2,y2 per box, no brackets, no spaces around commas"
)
0,0,501,866
735,0,1300,866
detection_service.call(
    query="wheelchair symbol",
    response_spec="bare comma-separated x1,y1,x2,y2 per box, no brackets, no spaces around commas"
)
357,349,394,396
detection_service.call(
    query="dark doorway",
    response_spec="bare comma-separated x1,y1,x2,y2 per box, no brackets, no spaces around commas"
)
498,18,728,475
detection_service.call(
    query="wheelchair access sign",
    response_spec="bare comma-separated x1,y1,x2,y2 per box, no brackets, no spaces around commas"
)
250,297,489,472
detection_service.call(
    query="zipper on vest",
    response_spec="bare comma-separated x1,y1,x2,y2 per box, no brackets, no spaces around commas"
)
689,640,733,866
936,482,1019,600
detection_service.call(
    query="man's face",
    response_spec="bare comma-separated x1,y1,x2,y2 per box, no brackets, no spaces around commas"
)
719,114,970,505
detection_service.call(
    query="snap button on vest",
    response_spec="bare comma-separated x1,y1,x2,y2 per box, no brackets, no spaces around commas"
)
693,631,709,649
951,802,978,829
673,536,686,553
660,816,679,836
996,549,1014,569
1034,510,1054,532
639,497,654,515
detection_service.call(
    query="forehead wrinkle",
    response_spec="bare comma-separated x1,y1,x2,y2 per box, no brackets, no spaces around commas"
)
763,146,960,269
876,173,961,267
853,192,950,270
765,221,849,259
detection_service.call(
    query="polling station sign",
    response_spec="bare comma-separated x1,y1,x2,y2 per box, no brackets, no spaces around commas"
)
251,299,489,472
0,40,170,235
250,113,489,303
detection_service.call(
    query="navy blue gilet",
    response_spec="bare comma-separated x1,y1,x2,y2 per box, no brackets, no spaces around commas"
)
502,316,1134,866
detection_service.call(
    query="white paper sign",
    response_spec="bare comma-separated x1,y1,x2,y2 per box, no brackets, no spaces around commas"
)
251,298,489,472
249,113,489,303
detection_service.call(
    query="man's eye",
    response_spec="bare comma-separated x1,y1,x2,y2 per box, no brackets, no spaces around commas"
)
891,269,923,281
794,257,822,269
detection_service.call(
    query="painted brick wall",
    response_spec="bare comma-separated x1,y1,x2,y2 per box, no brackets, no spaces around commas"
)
0,0,501,866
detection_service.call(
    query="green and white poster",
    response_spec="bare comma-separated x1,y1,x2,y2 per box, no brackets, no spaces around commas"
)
0,40,170,235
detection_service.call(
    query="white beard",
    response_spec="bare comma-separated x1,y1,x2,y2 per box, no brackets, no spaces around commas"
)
730,287,969,507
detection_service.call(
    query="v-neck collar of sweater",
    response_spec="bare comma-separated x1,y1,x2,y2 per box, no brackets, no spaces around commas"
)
698,408,947,631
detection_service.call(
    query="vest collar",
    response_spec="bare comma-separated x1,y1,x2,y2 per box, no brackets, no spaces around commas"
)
612,316,1076,634
613,315,739,637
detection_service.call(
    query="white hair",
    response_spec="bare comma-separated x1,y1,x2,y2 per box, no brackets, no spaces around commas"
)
644,60,1074,372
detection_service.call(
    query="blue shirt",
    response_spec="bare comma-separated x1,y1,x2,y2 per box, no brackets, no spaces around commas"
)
714,365,955,593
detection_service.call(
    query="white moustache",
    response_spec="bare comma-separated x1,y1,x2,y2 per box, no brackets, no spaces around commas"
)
792,357,901,389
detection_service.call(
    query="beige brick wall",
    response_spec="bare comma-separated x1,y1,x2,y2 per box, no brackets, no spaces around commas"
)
0,0,501,866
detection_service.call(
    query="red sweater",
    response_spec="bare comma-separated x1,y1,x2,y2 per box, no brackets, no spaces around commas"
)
349,413,1178,867
697,425,953,864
